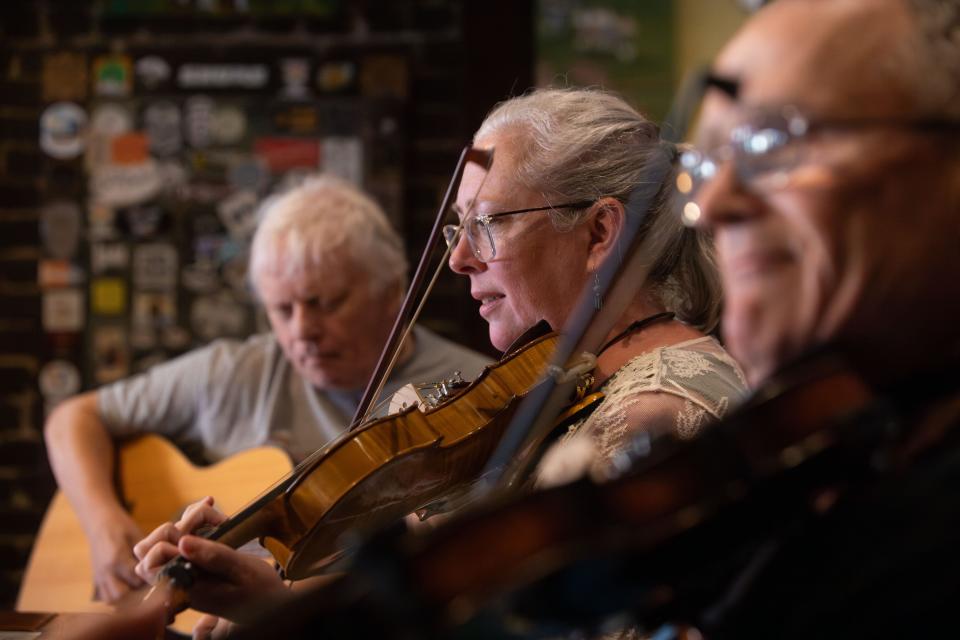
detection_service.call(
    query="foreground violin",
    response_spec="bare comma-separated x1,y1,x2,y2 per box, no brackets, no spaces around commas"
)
228,353,904,639
154,327,601,613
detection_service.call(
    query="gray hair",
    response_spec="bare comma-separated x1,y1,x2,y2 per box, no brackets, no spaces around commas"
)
474,87,721,332
249,175,408,297
899,0,960,118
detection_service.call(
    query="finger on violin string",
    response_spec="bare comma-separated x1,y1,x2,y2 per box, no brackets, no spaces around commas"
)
177,496,226,533
134,539,180,584
133,521,182,561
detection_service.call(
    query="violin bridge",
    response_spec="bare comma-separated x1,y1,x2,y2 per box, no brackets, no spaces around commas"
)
387,372,469,413
414,372,469,408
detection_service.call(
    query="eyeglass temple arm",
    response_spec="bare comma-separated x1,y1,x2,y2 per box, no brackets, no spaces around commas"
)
350,145,494,428
657,66,737,144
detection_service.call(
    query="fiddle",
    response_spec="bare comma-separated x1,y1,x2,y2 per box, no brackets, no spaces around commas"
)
152,326,603,614
228,353,896,639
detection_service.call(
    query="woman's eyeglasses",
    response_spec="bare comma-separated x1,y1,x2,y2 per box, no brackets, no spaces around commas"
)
443,201,595,262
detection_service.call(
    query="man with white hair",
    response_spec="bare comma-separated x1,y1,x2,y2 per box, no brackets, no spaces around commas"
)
44,175,490,604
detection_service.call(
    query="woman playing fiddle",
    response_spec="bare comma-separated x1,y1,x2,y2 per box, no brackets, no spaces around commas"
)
449,88,746,486
129,88,746,637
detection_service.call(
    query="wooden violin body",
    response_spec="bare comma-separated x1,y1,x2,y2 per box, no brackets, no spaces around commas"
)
163,330,582,596
230,354,894,639
261,331,560,578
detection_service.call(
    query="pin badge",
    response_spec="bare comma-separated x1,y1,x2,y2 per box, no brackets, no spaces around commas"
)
93,54,132,97
40,102,87,159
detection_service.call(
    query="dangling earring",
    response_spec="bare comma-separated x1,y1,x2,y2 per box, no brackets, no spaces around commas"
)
593,272,602,310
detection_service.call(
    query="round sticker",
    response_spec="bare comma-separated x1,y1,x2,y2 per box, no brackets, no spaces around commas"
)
211,104,247,146
91,103,132,136
40,102,87,159
39,359,81,399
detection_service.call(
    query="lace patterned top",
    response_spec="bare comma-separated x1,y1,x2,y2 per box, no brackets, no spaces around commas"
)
536,336,748,488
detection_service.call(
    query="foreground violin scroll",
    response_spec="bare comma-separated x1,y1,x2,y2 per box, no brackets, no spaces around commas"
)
231,356,884,639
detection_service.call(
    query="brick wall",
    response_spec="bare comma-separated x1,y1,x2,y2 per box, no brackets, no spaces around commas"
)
0,0,531,609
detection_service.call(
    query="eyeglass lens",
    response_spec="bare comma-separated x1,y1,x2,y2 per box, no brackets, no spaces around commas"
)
676,110,811,224
442,154,495,261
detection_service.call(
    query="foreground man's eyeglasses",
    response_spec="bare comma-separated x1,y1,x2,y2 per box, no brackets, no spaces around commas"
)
675,105,960,226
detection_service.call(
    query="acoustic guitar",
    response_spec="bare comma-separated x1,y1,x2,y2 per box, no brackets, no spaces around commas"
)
16,434,292,634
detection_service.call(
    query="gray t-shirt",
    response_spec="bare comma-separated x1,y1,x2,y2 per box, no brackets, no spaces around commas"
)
98,326,491,463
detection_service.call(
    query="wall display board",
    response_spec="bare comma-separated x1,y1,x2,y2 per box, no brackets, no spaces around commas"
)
37,46,408,390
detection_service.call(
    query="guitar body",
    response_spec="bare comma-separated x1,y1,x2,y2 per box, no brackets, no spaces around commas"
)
16,434,292,634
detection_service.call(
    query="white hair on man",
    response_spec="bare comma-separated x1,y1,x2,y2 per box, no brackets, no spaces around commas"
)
249,175,409,298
